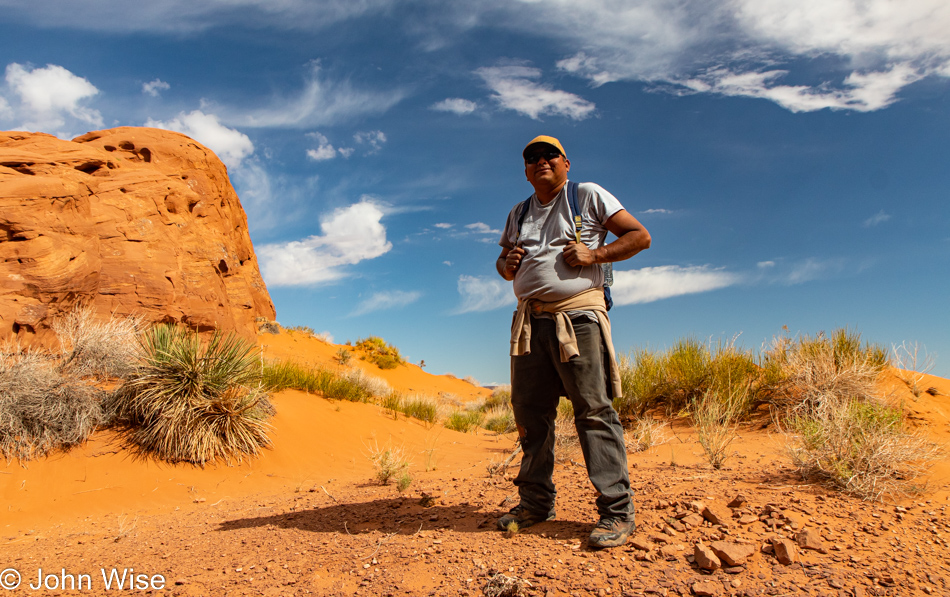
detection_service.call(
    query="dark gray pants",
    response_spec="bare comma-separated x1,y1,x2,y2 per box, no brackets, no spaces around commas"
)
510,316,634,521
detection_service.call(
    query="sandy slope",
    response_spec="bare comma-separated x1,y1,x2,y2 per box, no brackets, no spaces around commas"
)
2,331,949,597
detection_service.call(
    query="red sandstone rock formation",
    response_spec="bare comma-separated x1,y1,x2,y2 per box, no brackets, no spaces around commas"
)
0,127,275,346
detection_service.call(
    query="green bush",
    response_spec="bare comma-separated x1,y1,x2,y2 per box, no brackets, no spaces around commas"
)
401,395,439,426
109,325,273,465
483,405,516,434
444,410,484,433
356,336,405,370
262,360,372,403
616,349,666,417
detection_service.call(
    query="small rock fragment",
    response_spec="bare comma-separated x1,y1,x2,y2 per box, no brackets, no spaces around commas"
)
710,541,756,567
772,537,797,565
796,528,827,553
727,494,747,508
682,513,706,528
693,543,721,571
692,580,720,596
703,504,733,527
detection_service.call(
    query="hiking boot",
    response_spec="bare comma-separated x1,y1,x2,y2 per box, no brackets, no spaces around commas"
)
588,517,635,548
496,504,555,531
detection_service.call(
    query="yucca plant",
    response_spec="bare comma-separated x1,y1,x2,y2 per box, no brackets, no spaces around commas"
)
109,325,273,465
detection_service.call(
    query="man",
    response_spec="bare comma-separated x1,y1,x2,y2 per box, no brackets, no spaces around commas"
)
496,135,651,548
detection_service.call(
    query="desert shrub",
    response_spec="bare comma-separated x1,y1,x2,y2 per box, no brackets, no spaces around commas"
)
366,440,410,485
286,325,316,336
484,385,512,411
692,386,742,469
396,471,412,491
445,410,484,433
484,405,516,434
0,347,105,461
626,417,671,453
787,398,942,500
891,341,935,398
767,329,885,416
109,325,273,465
356,336,404,370
335,348,351,365
263,360,334,393
616,349,666,416
344,369,391,401
52,306,144,379
401,395,439,426
381,392,402,419
664,337,711,411
262,360,373,402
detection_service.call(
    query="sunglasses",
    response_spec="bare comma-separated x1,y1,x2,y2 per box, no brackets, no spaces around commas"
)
524,150,562,164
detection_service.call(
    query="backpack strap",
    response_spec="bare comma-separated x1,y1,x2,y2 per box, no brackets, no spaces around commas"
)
567,181,582,243
515,199,530,244
568,181,614,310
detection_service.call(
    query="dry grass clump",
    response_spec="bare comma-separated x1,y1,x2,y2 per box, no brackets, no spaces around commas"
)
626,417,671,453
0,345,105,461
891,341,935,398
109,325,273,465
768,328,887,416
787,398,942,500
53,306,144,379
692,386,742,469
366,439,411,485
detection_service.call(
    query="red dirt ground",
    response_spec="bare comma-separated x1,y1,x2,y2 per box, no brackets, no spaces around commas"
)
2,331,949,597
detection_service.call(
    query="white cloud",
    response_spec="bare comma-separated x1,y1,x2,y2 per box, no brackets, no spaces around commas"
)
476,65,596,120
0,0,394,33
351,290,422,316
543,0,950,112
434,223,454,229
306,131,348,161
354,130,387,153
146,110,254,169
3,63,102,134
640,208,674,215
863,209,891,227
258,199,392,287
142,78,170,97
232,62,404,129
431,98,478,114
454,275,515,313
610,265,741,305
465,222,501,234
680,63,924,112
784,258,846,284
757,260,776,269
443,260,453,266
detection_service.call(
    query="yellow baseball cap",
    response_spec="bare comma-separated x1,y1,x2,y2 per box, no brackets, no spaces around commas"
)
523,135,566,159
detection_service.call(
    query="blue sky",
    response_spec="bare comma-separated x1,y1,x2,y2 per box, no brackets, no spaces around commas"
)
2,0,948,384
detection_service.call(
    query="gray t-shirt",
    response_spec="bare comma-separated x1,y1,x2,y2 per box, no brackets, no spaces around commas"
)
499,181,624,302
